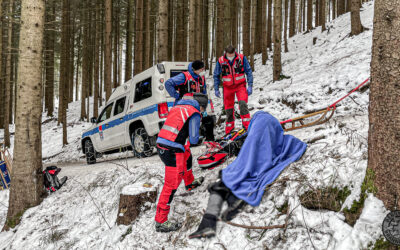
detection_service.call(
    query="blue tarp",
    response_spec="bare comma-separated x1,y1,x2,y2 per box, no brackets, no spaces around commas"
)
222,111,307,206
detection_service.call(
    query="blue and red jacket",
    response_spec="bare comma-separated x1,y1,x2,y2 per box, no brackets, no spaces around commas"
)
165,62,207,100
213,52,253,89
156,99,201,151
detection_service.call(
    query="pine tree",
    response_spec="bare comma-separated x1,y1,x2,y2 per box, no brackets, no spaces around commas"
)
289,0,295,37
284,0,289,52
0,0,3,130
60,0,70,145
231,0,238,48
113,0,119,88
125,0,134,82
4,0,13,148
243,0,250,56
158,0,168,62
175,0,185,61
216,0,224,57
144,0,152,68
267,0,272,49
350,0,364,36
189,0,196,60
273,0,282,81
250,0,257,70
3,0,46,231
320,0,326,31
105,0,112,100
94,0,100,118
368,0,400,211
307,0,312,30
262,0,268,63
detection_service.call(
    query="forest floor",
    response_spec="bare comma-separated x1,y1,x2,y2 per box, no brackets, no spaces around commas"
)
0,1,390,249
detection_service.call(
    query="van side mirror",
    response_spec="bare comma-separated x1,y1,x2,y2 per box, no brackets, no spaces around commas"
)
157,63,165,74
91,117,97,124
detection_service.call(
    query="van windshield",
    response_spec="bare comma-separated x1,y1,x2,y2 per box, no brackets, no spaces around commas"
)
170,70,186,78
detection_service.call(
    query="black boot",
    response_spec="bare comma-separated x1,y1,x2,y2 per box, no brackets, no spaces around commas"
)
188,214,217,239
185,177,204,191
221,197,246,221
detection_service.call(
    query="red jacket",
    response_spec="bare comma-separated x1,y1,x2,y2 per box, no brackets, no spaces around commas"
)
218,53,246,86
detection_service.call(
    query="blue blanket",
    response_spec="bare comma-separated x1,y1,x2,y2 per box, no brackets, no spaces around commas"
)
222,111,307,206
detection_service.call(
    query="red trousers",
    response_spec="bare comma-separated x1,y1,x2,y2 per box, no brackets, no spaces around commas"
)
155,144,194,223
223,83,251,134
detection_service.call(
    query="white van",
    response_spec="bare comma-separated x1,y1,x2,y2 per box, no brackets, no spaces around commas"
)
81,62,216,164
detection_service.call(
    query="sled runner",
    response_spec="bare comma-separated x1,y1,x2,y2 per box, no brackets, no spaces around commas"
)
280,78,370,132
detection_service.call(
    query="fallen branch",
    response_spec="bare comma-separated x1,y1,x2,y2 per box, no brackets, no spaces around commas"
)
222,220,285,230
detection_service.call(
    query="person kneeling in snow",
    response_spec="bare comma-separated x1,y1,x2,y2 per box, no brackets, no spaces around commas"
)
155,93,209,232
189,111,307,239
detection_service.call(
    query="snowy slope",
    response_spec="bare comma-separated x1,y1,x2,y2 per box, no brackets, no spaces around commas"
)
0,2,388,249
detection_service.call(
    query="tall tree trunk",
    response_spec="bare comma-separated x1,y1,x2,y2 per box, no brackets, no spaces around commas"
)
182,0,188,61
45,0,54,116
243,0,250,56
315,0,319,27
284,0,289,52
289,0,295,37
302,0,306,31
203,0,209,65
209,0,216,76
125,0,134,81
3,0,45,231
223,0,231,49
368,0,400,212
94,0,100,118
320,0,326,31
307,0,312,30
350,0,364,36
75,26,81,103
273,0,282,81
197,0,203,60
145,0,152,68
150,0,156,65
337,0,345,16
69,8,75,103
297,0,303,33
4,0,13,148
60,0,70,145
189,0,196,60
250,0,257,70
262,0,268,63
158,0,169,62
267,0,272,50
168,0,173,61
0,0,3,130
255,0,263,53
81,3,89,120
175,0,184,61
134,0,143,73
113,0,119,88
231,0,238,48
332,0,336,20
105,0,112,100
216,0,224,57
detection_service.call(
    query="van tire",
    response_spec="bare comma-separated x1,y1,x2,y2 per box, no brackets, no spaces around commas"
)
85,139,96,164
131,127,153,158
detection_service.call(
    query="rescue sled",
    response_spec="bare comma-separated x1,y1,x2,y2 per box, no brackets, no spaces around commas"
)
197,129,247,170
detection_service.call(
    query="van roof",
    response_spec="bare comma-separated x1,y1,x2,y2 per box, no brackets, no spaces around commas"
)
108,80,132,102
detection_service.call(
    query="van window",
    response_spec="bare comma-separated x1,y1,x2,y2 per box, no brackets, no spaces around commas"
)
134,77,152,103
114,96,126,116
170,70,186,78
98,103,114,123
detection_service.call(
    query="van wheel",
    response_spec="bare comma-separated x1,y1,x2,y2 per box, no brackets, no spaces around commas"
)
131,127,154,158
85,139,96,164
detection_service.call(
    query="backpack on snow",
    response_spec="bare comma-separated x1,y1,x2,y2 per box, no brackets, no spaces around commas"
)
43,166,68,192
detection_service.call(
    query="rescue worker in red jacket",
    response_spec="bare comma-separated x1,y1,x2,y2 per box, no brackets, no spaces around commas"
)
165,60,215,141
213,45,254,134
155,93,208,232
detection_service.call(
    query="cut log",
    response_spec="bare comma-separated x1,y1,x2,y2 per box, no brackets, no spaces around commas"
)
116,182,158,225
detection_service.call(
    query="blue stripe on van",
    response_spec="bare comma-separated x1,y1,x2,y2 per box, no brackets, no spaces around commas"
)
82,102,175,139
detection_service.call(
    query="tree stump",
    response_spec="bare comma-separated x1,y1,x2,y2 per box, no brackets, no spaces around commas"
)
116,182,157,225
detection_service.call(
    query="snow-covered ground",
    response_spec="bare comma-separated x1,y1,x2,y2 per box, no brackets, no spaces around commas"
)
0,2,388,249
